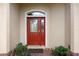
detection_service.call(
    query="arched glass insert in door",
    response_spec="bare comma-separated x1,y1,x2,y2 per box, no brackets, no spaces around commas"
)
27,11,45,17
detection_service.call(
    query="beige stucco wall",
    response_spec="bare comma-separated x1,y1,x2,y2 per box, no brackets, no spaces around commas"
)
0,3,71,54
49,4,65,48
19,4,67,48
0,3,79,54
9,4,20,51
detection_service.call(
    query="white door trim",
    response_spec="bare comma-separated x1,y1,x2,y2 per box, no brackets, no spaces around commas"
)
24,9,48,48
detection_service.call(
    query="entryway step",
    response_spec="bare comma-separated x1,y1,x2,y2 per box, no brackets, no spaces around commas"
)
28,49,52,56
27,45,45,49
28,49,43,53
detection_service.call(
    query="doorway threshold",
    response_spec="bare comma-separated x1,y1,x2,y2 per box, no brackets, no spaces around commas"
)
27,45,45,49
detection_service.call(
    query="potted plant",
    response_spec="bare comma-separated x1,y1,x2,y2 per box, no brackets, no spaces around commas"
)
15,43,31,56
52,46,69,56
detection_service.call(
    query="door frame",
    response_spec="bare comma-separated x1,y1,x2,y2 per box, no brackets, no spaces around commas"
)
25,10,47,48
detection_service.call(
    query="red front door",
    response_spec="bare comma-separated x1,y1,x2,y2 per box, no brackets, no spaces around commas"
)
27,17,45,45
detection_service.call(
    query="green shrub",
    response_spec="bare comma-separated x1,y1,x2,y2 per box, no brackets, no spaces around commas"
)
15,43,31,56
52,46,69,56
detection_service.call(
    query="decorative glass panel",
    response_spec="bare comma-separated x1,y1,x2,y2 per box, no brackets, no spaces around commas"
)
27,11,45,16
41,18,44,32
30,18,38,32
